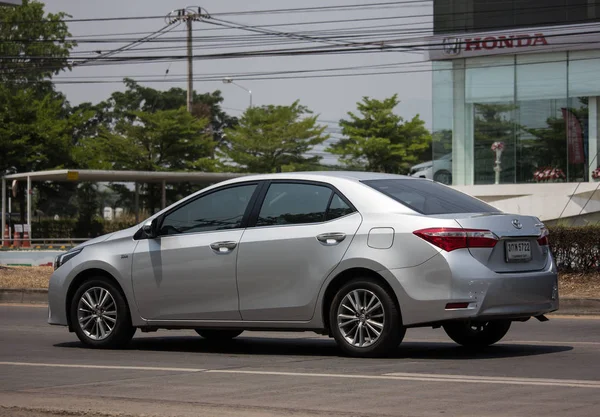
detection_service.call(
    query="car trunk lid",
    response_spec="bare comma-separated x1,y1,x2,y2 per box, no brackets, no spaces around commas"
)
430,213,548,273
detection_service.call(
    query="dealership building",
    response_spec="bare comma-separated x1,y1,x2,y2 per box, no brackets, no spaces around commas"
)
429,0,600,223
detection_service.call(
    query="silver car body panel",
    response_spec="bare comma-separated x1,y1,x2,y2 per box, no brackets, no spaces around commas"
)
131,229,244,321
48,171,558,332
236,212,362,321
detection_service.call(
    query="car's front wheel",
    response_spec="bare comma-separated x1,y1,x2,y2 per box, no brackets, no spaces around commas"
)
195,329,243,340
434,169,452,185
70,278,136,348
329,278,405,357
443,320,511,348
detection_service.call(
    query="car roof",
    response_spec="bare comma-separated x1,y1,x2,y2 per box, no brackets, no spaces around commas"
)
227,171,413,184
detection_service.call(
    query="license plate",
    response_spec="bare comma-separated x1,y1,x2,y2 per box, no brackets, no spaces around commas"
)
505,240,532,263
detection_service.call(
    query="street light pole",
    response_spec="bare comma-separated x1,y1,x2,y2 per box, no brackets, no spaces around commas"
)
223,77,252,108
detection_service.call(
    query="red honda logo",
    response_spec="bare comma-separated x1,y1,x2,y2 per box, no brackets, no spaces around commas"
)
464,33,549,51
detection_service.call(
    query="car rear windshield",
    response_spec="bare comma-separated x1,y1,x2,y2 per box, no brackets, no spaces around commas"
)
362,179,500,215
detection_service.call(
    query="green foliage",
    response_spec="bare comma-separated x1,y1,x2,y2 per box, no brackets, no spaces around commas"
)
220,101,328,173
86,79,236,150
0,0,75,85
74,107,214,212
0,0,81,223
75,107,213,172
0,87,72,174
328,95,431,174
548,226,600,273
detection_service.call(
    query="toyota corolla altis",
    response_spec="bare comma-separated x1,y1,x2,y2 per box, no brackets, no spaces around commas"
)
48,172,558,357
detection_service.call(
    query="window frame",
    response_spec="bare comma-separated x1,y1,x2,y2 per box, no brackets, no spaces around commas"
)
246,180,358,229
137,181,265,239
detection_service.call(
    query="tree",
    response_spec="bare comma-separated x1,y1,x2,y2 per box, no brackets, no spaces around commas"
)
0,0,74,85
219,101,328,173
0,1,78,223
328,95,431,174
92,79,237,153
75,107,214,212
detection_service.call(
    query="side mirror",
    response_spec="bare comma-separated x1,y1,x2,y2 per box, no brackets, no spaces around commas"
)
142,219,158,238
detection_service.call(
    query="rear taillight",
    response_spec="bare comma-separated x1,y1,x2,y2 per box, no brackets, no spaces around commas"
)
537,228,549,246
413,227,498,252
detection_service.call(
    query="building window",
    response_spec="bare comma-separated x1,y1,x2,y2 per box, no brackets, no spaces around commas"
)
431,50,600,185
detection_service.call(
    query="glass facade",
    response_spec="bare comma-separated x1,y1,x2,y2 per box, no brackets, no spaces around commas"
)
434,0,600,34
432,50,600,185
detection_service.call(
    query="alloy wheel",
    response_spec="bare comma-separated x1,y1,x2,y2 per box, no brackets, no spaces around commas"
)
336,289,385,348
77,287,118,341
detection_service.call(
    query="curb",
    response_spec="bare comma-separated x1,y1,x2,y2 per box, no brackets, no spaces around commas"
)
0,289,48,304
1,289,600,315
552,298,600,316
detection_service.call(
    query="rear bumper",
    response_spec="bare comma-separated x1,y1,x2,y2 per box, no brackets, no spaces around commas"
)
385,251,558,326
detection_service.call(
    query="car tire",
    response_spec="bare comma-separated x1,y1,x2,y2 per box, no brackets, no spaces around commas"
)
434,170,452,185
443,320,511,348
329,278,405,357
195,329,243,340
70,277,136,349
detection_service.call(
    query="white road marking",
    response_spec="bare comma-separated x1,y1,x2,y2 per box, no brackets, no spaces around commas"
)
0,362,205,373
402,338,600,346
2,361,600,389
505,340,600,346
207,369,600,389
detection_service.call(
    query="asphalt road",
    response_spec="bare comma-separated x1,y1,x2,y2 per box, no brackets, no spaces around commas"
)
1,305,599,417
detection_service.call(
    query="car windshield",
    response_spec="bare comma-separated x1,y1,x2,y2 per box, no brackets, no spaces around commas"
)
362,179,500,215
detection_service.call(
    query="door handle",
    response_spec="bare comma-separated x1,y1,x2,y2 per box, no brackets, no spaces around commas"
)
210,241,238,254
316,233,346,246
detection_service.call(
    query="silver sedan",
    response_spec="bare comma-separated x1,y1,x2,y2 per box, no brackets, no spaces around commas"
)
48,172,558,357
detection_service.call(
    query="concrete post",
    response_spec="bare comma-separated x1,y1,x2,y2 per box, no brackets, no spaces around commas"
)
1,178,6,247
589,97,598,182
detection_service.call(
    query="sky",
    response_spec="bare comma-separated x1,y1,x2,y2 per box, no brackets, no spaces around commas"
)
44,0,434,163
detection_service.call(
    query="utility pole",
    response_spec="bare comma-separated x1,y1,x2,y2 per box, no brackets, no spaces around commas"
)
166,7,210,113
186,18,193,113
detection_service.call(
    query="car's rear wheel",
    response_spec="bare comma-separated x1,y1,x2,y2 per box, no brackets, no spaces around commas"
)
195,329,243,340
443,320,511,348
329,278,405,357
70,278,136,349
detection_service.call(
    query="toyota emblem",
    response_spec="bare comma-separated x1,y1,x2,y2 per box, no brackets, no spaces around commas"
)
512,219,523,229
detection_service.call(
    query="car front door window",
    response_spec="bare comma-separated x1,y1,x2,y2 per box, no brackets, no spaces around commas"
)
160,184,257,236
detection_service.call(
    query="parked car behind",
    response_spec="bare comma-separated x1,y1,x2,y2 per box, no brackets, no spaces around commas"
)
410,153,452,184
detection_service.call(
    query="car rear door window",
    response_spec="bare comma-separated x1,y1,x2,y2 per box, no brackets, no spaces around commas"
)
159,184,257,235
362,179,500,215
326,193,355,221
257,183,333,226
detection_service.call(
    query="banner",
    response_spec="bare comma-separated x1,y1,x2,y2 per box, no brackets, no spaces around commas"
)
562,108,585,165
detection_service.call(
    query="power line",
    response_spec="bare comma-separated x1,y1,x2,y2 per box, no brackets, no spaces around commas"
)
6,53,600,85
4,1,433,23
7,0,597,31
5,25,600,65
76,22,181,66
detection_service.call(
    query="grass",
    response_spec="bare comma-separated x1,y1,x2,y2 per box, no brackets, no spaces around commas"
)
1,265,600,299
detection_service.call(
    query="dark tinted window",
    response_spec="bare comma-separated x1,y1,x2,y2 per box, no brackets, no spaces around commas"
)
257,183,332,226
362,179,500,215
326,193,355,221
434,0,600,34
160,184,257,235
